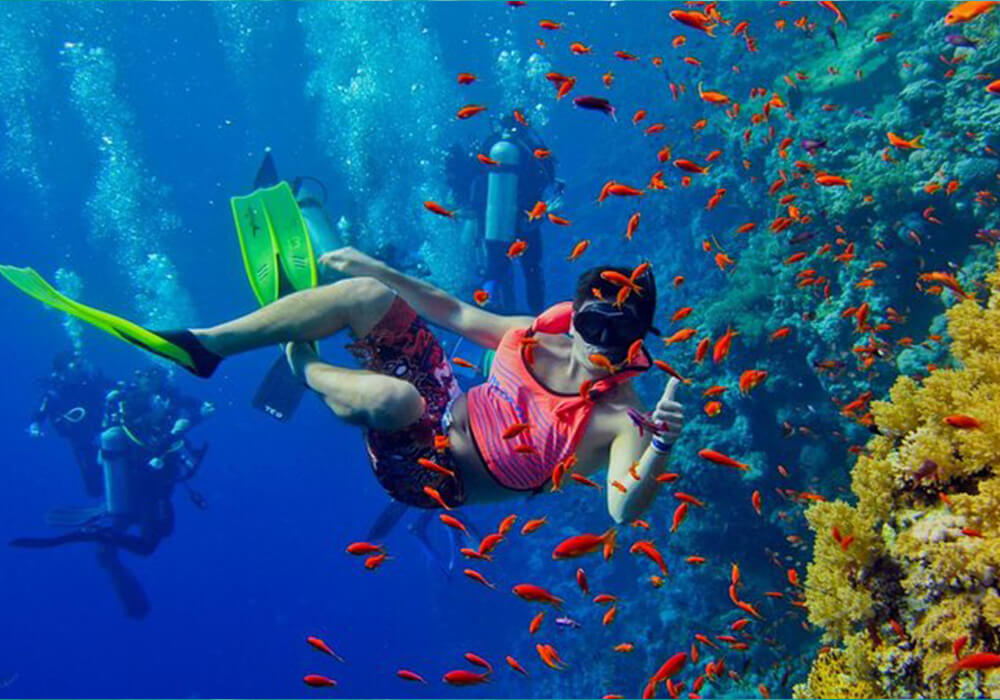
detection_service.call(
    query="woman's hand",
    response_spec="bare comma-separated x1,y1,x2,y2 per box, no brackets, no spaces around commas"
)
651,377,685,446
318,247,384,278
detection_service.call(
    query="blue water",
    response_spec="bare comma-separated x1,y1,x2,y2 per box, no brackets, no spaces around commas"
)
2,1,997,698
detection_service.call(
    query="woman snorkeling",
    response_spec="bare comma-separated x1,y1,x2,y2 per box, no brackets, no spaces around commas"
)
2,247,684,521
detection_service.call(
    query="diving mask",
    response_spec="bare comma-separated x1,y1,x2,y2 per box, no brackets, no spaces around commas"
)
573,302,648,355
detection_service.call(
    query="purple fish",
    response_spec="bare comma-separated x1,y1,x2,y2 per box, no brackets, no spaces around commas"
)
627,407,666,437
946,34,977,48
555,616,582,629
788,230,816,245
800,138,827,156
573,95,617,120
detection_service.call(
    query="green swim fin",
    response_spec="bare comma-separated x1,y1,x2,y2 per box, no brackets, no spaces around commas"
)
231,181,317,306
0,265,209,375
231,180,318,421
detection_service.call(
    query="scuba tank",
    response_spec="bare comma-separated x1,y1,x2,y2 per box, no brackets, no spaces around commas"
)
293,176,339,256
484,139,520,243
100,427,139,517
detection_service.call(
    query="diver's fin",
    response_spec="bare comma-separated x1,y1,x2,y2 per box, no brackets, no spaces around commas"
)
45,505,106,528
251,353,307,422
0,266,221,378
253,150,280,190
231,181,318,421
366,500,411,542
96,545,152,619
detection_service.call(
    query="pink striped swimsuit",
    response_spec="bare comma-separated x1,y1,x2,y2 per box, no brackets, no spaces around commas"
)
466,302,648,492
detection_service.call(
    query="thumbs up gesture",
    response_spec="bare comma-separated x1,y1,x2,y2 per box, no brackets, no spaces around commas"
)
651,377,684,446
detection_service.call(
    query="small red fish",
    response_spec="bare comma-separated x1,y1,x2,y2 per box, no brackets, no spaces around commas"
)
303,674,337,688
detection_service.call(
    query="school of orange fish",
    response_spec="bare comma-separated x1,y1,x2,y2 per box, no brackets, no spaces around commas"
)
308,1,1000,695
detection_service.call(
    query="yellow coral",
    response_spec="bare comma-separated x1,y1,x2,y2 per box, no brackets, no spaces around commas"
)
800,251,1000,698
792,648,882,699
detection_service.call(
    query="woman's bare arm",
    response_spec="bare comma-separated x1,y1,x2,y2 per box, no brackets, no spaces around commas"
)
320,247,533,348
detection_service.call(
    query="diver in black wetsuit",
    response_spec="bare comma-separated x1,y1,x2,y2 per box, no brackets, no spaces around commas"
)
444,114,564,314
28,351,111,498
11,367,212,617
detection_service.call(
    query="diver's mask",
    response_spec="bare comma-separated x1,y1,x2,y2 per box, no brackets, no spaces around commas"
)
572,302,648,365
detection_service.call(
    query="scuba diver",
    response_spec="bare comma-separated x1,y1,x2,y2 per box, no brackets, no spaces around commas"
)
0,241,685,523
28,351,111,498
10,367,212,617
444,114,565,315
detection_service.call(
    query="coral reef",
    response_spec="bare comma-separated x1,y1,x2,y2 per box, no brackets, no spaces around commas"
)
797,252,1000,699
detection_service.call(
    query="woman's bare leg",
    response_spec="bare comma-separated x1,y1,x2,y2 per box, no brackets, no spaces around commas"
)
285,342,425,432
193,277,395,358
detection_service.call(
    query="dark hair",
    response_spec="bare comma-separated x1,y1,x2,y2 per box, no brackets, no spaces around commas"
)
573,264,658,333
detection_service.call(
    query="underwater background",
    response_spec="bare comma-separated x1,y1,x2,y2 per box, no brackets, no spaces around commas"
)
1,1,999,698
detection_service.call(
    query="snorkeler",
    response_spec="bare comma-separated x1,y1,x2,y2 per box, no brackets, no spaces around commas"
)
28,351,111,498
1,246,683,522
445,114,565,314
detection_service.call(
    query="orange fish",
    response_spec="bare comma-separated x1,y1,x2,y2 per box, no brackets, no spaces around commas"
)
513,583,564,606
815,174,852,188
535,148,552,159
440,513,469,535
698,82,730,104
632,109,647,124
569,42,592,54
669,9,716,36
364,552,388,570
664,327,698,345
944,414,981,429
887,132,924,149
419,457,456,480
457,104,488,120
751,490,762,515
739,369,768,394
630,540,669,576
670,502,689,533
506,656,529,676
529,611,545,634
422,485,453,510
553,529,617,560
396,669,427,683
457,73,478,85
567,240,590,261
307,636,345,662
671,307,693,322
694,337,710,364
463,568,496,589
423,200,454,218
473,289,490,306
944,1,997,24
443,670,490,686
608,183,645,197
703,400,722,417
597,605,616,627
712,327,738,363
674,159,710,174
521,517,548,535
697,448,749,471
477,154,499,166
526,200,548,221
346,541,383,556
626,212,641,241
507,240,527,258
303,674,337,688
